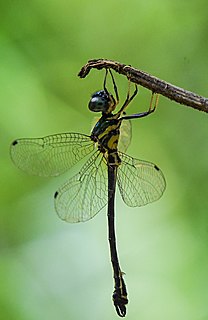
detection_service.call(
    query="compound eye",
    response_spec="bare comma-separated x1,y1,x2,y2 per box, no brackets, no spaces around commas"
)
88,90,111,112
88,96,106,112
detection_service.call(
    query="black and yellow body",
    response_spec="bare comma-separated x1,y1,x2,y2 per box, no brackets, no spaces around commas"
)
89,90,127,316
10,69,166,317
91,114,122,167
87,81,157,316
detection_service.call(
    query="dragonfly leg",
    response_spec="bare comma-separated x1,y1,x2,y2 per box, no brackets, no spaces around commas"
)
118,81,138,116
103,68,109,94
103,68,119,108
149,91,159,113
120,92,159,120
109,69,119,105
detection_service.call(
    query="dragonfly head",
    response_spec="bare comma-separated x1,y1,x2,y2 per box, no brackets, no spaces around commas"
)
88,90,116,114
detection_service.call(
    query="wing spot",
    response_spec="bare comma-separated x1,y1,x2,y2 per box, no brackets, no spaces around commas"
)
12,140,18,146
54,191,59,198
154,165,160,171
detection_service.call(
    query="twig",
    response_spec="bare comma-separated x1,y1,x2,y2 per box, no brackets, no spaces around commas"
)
78,58,208,113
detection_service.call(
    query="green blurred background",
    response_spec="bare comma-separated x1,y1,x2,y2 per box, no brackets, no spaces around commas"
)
1,0,208,319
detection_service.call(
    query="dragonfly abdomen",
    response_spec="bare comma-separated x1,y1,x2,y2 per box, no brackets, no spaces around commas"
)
107,151,121,167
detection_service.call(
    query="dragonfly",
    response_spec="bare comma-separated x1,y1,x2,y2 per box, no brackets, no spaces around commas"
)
10,69,166,317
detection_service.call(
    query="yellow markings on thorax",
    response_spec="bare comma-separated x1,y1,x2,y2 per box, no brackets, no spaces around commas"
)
92,115,122,166
97,122,120,140
107,134,119,150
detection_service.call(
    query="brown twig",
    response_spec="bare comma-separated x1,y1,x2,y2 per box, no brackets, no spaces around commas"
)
78,58,208,113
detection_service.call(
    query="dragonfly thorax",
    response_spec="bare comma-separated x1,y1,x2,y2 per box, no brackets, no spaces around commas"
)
91,114,122,165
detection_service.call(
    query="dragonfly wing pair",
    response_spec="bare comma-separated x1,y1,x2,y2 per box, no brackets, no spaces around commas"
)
55,151,165,223
10,133,108,223
11,132,165,223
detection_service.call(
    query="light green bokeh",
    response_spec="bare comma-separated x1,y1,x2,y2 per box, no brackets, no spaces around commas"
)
1,0,208,319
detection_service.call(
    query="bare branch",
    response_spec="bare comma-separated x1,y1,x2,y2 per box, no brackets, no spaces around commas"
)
78,58,208,113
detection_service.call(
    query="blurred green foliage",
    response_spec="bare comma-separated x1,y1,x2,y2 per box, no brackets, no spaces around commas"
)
1,0,208,319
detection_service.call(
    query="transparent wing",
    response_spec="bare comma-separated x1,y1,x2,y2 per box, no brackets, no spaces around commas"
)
118,119,132,153
117,152,166,207
54,151,108,223
10,133,95,177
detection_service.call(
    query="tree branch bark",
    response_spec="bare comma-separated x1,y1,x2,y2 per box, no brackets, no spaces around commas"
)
78,58,208,113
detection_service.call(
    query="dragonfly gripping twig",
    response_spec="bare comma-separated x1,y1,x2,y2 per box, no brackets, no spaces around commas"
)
10,65,166,317
78,58,208,113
